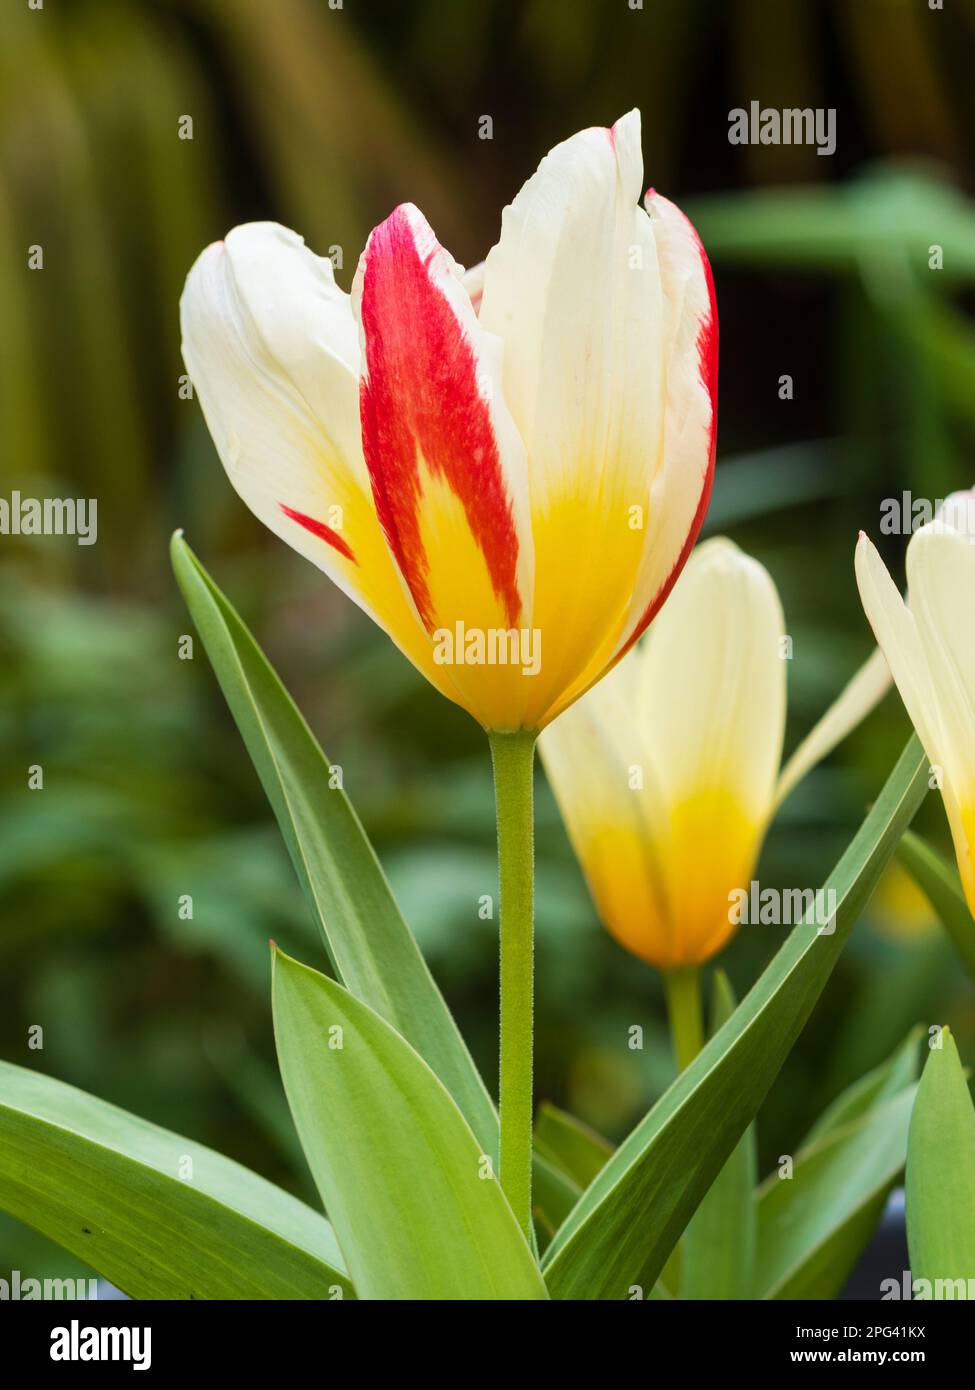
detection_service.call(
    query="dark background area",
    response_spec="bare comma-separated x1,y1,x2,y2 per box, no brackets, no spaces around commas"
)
2,0,975,1277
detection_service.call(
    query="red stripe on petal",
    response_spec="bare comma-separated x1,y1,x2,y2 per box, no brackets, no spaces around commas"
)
280,503,357,563
358,204,521,630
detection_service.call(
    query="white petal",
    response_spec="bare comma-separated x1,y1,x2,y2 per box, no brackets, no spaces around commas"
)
180,221,445,691
479,112,674,717
936,486,975,538
854,532,946,768
612,188,717,657
861,522,975,913
180,223,368,597
539,655,673,961
907,523,975,855
638,538,785,831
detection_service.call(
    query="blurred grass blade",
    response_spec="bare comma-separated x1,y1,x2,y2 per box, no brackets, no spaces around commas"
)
906,1029,975,1287
0,1061,352,1299
680,972,757,1300
754,1034,920,1299
534,1103,614,1190
688,171,975,281
171,535,496,1155
272,947,548,1301
542,737,928,1299
803,1027,921,1147
897,829,975,985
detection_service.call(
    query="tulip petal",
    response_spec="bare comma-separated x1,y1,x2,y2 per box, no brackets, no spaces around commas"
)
542,539,783,970
613,189,717,660
353,203,532,630
905,523,975,908
540,658,673,964
854,528,975,903
854,533,945,767
353,204,541,729
481,110,690,723
180,223,442,685
462,260,486,314
635,539,785,964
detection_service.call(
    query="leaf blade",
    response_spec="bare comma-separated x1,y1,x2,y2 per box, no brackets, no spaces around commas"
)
171,534,496,1156
542,737,928,1299
755,1059,918,1300
897,829,975,985
0,1061,352,1300
534,1103,614,1191
680,972,757,1300
272,947,548,1301
906,1029,975,1286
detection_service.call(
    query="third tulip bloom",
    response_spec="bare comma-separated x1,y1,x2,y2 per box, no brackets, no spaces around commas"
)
180,110,716,732
856,491,975,917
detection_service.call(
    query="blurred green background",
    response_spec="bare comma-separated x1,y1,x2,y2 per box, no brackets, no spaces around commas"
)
3,0,975,1278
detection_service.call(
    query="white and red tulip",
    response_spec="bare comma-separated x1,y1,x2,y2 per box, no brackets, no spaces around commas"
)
180,111,716,732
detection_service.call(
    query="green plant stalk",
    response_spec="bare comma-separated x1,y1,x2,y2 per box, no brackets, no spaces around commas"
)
664,966,704,1071
489,729,537,1242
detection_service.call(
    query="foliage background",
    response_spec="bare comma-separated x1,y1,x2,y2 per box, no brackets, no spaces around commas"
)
2,0,974,1280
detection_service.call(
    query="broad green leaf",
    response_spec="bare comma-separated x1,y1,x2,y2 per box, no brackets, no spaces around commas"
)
680,972,757,1300
802,1027,921,1147
754,1036,920,1300
542,737,928,1299
0,1061,351,1299
897,829,975,985
534,1103,613,1190
171,535,496,1156
272,947,548,1301
906,1029,975,1287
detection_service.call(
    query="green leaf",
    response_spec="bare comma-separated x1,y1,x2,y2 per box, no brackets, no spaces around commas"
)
272,947,548,1301
802,1027,921,1147
897,829,975,985
680,972,757,1300
688,171,975,284
171,534,496,1157
542,737,928,1299
906,1029,975,1287
0,1061,352,1299
534,1103,613,1190
754,1035,920,1299
755,1091,915,1300
531,1153,582,1253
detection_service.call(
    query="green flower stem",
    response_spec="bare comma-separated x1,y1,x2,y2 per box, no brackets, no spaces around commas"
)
489,729,537,1242
664,966,703,1072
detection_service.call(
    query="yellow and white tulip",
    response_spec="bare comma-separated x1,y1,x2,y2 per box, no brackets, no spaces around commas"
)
856,489,975,916
179,111,716,733
540,537,890,970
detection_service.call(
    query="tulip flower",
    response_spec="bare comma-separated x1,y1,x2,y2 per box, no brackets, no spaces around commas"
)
179,109,716,1239
856,489,975,917
179,109,716,736
540,537,891,1065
